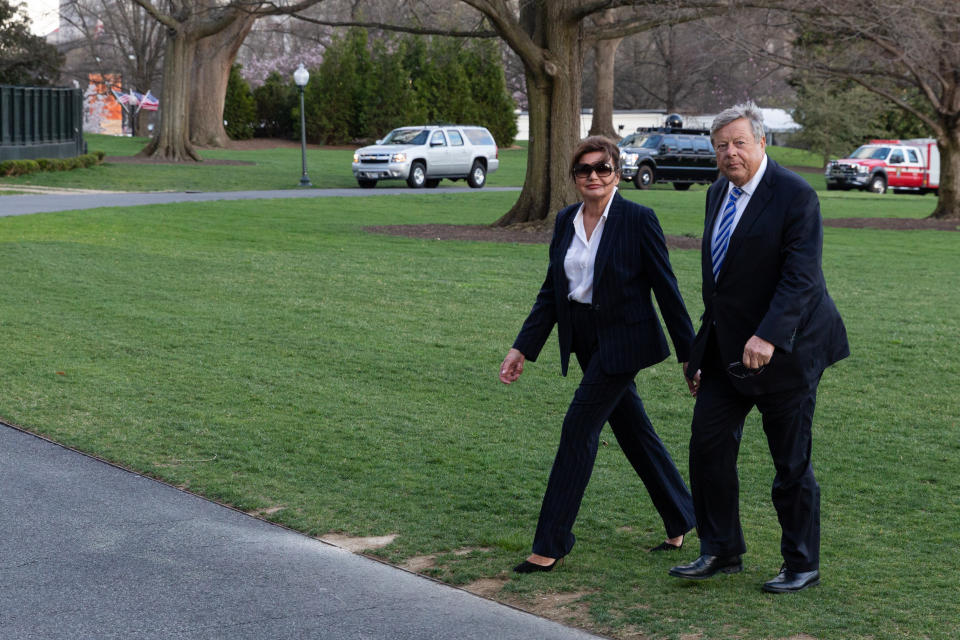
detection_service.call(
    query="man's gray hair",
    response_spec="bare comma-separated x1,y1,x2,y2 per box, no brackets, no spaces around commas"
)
711,101,765,142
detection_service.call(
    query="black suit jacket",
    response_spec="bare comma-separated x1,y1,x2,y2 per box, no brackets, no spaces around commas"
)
687,158,849,394
513,192,694,376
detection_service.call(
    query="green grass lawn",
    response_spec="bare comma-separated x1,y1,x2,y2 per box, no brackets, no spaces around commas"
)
2,135,819,194
0,134,529,192
1,144,957,639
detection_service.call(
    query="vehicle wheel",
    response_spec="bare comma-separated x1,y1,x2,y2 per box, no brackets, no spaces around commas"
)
357,179,377,189
672,182,691,191
634,165,653,190
425,179,441,188
407,161,427,188
868,174,887,194
826,184,838,191
467,160,487,188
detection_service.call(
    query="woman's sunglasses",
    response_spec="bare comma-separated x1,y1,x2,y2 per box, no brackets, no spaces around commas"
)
572,162,616,179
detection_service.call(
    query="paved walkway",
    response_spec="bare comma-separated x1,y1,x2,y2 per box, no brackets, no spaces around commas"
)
0,186,520,217
0,423,604,639
1,186,602,639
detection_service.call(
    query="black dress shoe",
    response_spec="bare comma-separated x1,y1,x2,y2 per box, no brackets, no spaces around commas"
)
649,540,682,552
762,566,820,593
513,558,560,574
668,554,742,580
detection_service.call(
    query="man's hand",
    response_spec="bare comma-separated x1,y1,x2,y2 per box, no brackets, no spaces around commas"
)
682,362,701,397
742,335,775,369
499,348,526,384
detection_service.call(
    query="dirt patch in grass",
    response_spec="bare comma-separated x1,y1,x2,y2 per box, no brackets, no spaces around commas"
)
367,214,958,249
223,138,357,151
366,224,703,251
501,590,597,631
400,547,493,573
400,554,439,573
824,217,959,231
462,577,509,598
318,532,398,552
104,155,254,166
103,137,354,164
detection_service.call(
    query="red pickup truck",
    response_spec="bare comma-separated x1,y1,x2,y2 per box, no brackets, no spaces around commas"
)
824,139,940,194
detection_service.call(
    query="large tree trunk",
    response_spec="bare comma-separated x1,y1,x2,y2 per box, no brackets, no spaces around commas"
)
587,36,623,139
133,0,265,161
493,1,583,227
190,13,257,147
140,31,201,161
588,10,623,140
931,125,960,219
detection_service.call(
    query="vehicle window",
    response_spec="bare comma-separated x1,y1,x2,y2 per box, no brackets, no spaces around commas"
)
661,136,679,151
623,134,655,148
639,135,662,149
463,128,496,146
889,150,904,164
431,131,447,146
679,136,695,151
907,149,920,163
693,137,713,153
851,145,890,160
446,130,464,146
383,128,429,145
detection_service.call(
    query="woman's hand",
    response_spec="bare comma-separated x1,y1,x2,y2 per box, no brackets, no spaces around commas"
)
499,348,526,384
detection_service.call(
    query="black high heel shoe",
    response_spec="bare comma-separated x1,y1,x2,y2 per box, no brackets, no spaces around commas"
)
513,557,562,573
649,538,683,553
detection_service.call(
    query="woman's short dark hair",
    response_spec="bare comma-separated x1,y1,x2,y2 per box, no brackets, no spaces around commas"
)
570,136,621,176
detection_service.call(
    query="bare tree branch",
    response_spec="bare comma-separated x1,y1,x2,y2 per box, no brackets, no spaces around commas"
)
289,14,497,37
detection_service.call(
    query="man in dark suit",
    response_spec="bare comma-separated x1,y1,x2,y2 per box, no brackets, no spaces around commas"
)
500,137,697,572
668,102,848,593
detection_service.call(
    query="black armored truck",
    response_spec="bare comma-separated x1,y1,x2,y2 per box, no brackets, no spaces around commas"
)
617,115,719,190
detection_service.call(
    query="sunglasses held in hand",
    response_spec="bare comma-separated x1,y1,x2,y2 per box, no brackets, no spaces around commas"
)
727,362,767,378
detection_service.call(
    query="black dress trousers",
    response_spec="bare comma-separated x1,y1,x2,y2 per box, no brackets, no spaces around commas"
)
531,303,696,559
689,335,821,571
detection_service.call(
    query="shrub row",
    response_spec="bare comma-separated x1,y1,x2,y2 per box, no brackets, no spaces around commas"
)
230,30,518,147
0,151,105,177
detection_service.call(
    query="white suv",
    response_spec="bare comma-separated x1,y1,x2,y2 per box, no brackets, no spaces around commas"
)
352,125,499,189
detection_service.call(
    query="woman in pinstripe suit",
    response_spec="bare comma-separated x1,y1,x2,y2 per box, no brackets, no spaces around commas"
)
499,136,697,573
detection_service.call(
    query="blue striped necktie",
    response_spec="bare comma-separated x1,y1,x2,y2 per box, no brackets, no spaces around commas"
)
711,186,743,280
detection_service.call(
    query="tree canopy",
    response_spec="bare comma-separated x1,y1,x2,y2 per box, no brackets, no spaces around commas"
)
726,0,960,219
0,0,62,85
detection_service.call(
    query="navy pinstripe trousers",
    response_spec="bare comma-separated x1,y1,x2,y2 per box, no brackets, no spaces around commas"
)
531,303,696,559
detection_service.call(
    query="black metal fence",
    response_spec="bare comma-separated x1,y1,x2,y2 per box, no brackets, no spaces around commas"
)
1,85,85,161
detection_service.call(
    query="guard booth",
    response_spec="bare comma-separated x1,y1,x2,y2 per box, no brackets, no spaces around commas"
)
1,85,85,161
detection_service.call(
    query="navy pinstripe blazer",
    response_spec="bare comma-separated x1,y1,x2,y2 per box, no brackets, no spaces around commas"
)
686,159,849,394
513,192,694,376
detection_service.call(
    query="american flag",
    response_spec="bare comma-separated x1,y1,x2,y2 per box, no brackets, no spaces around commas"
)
111,88,129,105
140,90,159,111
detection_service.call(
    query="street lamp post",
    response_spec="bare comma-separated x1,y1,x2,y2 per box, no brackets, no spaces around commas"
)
293,63,311,187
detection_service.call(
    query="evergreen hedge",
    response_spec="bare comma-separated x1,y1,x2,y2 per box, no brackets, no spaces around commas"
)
0,151,104,177
244,30,517,147
223,64,257,140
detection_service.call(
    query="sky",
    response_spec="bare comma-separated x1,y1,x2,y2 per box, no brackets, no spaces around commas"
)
22,0,59,36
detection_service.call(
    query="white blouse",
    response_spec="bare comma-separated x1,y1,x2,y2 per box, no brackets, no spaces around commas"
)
564,188,617,304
